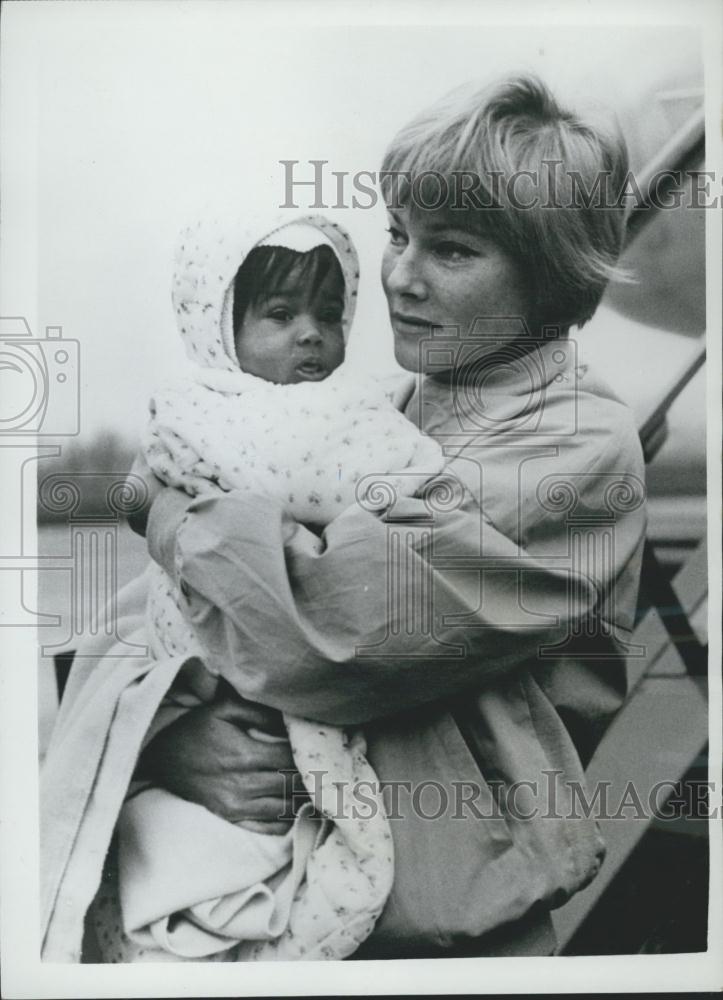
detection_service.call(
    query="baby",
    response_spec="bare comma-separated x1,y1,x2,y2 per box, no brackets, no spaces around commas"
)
142,213,443,704
145,224,441,529
142,214,443,704
95,214,444,964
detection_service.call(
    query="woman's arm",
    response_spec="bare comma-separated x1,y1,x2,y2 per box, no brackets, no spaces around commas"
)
146,467,641,725
125,456,303,826
126,453,165,537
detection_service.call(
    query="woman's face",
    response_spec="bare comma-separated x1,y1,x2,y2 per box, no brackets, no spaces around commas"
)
381,207,533,374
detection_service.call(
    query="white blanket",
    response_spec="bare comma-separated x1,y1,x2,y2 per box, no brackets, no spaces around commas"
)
143,364,444,526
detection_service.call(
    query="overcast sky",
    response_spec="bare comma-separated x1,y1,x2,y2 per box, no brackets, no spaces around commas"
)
2,2,707,445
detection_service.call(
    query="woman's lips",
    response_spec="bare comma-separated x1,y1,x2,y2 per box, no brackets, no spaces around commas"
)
391,312,435,332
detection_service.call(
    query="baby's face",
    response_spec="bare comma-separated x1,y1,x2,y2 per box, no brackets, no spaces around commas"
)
234,264,345,384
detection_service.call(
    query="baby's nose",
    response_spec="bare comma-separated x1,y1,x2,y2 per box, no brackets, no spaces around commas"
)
295,317,323,344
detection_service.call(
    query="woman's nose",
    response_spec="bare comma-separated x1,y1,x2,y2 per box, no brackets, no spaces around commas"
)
384,246,427,299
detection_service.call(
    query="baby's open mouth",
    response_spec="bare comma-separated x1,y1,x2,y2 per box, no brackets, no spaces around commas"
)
295,359,328,381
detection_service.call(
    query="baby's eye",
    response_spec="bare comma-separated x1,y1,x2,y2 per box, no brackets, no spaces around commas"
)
434,241,478,262
268,307,293,322
385,225,407,247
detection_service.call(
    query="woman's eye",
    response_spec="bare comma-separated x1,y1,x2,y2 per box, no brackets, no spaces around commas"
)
435,241,478,262
320,311,343,325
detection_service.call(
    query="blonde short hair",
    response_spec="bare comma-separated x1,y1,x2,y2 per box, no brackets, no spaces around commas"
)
380,74,631,329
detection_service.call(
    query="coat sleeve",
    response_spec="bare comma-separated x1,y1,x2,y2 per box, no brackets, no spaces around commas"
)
145,460,638,725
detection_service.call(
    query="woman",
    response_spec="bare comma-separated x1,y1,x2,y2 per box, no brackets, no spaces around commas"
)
42,74,646,960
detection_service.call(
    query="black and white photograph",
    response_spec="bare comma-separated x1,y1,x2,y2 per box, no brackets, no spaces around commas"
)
1,0,721,995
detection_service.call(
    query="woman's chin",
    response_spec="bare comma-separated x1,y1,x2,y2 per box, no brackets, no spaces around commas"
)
393,341,424,373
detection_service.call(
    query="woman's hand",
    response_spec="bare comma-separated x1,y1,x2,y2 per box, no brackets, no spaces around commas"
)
126,453,165,537
137,695,303,834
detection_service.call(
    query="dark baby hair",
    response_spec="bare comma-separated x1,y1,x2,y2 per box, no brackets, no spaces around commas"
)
232,243,345,334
